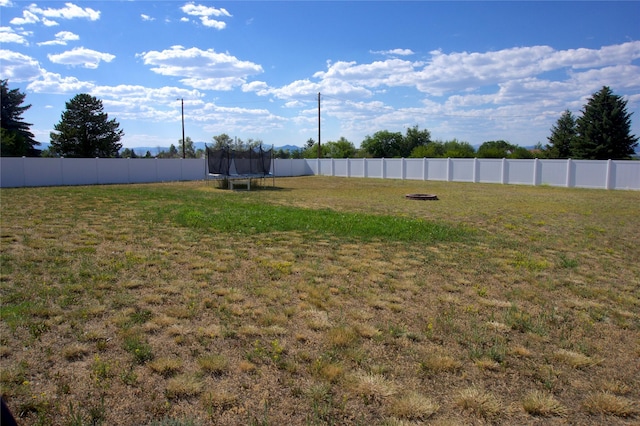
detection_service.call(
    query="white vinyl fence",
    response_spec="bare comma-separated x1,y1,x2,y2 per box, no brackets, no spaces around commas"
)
1,156,638,190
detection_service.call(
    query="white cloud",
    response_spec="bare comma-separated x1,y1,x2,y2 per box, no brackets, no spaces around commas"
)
138,46,262,90
0,26,29,45
180,77,247,91
10,10,40,25
48,47,115,69
37,30,79,46
200,16,226,29
141,14,155,22
27,70,93,93
370,48,414,56
181,3,231,18
10,3,100,26
0,49,42,81
29,3,100,21
181,2,231,30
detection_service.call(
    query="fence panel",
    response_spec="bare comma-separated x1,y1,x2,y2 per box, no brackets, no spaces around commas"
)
405,159,424,180
383,159,402,179
98,158,129,184
451,159,475,182
349,159,364,178
507,159,536,185
129,159,159,183
1,157,25,187
537,160,567,186
333,159,348,177
61,158,98,186
477,159,502,183
424,159,447,181
365,159,384,178
573,160,608,189
155,159,183,181
612,160,640,190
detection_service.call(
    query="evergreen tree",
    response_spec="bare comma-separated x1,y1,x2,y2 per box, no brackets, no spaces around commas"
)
573,86,638,159
50,94,123,157
546,109,577,158
1,80,39,156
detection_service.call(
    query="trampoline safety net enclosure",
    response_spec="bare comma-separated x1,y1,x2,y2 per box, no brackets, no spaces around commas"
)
206,145,274,190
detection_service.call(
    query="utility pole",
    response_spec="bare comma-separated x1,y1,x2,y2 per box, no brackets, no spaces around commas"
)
317,92,321,159
180,98,185,159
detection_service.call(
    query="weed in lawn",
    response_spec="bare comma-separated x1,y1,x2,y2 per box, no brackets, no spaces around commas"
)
123,334,154,364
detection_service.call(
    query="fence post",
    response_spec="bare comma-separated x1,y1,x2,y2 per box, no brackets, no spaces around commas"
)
21,156,26,187
60,157,64,186
566,158,573,188
501,158,507,184
331,158,335,177
605,159,613,190
401,158,405,180
447,158,452,182
382,158,386,179
363,158,367,178
347,158,351,178
422,157,427,181
533,158,539,186
473,158,479,183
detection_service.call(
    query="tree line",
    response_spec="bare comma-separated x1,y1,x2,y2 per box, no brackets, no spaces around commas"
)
2,81,637,160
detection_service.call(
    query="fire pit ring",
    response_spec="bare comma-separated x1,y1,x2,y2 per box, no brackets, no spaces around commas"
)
405,193,439,201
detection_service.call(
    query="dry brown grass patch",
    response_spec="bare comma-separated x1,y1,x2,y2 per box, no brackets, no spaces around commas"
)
387,391,440,420
148,357,183,377
350,372,397,401
522,390,568,417
62,343,90,361
197,354,229,375
455,387,502,419
419,354,462,375
165,374,204,399
301,309,331,330
553,349,602,369
583,392,638,417
201,389,238,411
326,325,359,348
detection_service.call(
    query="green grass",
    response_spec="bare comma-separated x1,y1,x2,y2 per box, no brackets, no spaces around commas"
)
1,177,639,425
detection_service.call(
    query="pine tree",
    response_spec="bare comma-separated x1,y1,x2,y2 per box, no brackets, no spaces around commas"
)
573,86,638,159
50,94,123,158
1,80,39,156
546,110,577,158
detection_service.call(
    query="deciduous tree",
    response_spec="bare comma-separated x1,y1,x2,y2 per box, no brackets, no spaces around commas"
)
360,130,404,158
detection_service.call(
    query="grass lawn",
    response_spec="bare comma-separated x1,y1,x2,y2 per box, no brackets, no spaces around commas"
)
1,176,639,425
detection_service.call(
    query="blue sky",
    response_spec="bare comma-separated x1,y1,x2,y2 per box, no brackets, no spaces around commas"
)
1,1,639,151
